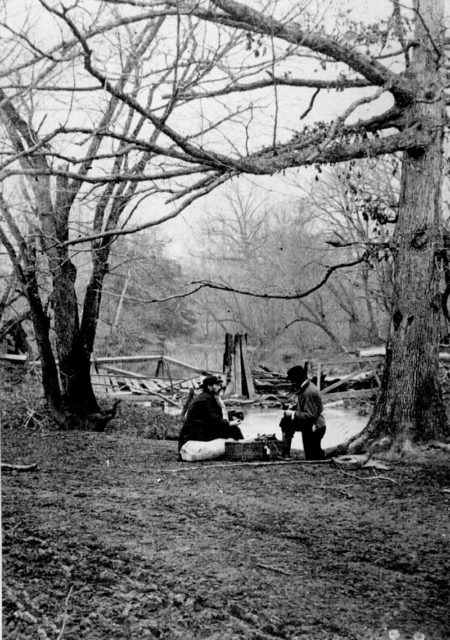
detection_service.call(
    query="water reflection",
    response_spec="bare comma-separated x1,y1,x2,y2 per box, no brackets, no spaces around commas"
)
239,405,367,450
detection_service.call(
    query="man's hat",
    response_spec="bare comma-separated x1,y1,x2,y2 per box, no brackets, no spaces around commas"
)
201,375,223,389
286,365,307,384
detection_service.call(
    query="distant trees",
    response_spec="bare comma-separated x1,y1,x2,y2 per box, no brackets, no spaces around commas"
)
99,232,197,355
192,167,396,364
308,158,399,344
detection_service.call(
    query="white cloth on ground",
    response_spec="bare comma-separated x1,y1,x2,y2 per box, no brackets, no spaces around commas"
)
179,438,233,462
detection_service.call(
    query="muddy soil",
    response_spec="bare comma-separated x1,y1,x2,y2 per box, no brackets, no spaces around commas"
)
2,378,450,640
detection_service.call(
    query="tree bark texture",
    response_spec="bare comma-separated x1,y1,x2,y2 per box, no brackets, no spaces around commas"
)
365,0,449,450
25,274,61,411
47,184,111,416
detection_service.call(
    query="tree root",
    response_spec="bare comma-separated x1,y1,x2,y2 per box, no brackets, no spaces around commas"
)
332,458,398,484
332,453,371,469
49,399,121,432
84,399,121,432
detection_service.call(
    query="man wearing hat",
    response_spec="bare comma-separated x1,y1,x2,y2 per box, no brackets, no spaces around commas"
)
280,365,327,460
178,375,244,455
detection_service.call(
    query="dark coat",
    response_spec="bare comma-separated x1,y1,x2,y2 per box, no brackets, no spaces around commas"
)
292,381,326,430
178,391,243,450
280,380,326,435
279,380,327,460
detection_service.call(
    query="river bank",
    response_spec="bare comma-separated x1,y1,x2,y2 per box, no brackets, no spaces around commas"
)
238,404,367,450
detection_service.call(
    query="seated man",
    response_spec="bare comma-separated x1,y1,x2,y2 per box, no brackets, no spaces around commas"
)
178,375,244,461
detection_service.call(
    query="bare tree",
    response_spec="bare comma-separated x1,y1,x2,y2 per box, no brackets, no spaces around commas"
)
1,0,449,451
0,3,242,428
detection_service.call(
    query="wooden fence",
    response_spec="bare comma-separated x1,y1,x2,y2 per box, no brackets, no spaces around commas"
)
310,354,383,399
5,345,450,406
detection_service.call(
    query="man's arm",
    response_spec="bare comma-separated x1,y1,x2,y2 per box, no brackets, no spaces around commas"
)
294,393,322,424
283,391,322,430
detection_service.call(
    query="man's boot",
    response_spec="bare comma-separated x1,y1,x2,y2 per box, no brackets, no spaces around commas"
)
281,433,292,459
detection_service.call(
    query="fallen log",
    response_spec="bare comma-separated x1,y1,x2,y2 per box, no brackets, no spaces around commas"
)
136,388,182,409
428,441,450,452
1,462,38,472
100,387,182,408
0,354,28,363
257,563,291,576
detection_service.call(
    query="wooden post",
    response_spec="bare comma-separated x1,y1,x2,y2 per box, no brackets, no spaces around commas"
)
223,333,234,396
155,357,164,378
316,362,322,391
166,360,174,391
182,388,195,417
222,333,255,399
112,267,131,334
233,334,242,395
240,334,255,399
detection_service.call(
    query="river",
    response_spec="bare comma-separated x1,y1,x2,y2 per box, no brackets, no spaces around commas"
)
238,404,368,450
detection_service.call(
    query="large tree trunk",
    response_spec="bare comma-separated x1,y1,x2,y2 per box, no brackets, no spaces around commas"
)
48,179,106,417
48,243,99,414
353,0,449,453
40,186,119,423
26,257,118,430
58,335,100,415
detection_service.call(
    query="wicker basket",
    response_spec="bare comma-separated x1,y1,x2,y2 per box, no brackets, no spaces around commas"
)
224,440,266,461
264,439,283,459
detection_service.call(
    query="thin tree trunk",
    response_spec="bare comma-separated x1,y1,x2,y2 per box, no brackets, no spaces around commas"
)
112,267,131,333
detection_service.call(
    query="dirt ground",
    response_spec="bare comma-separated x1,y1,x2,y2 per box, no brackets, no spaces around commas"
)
2,378,450,640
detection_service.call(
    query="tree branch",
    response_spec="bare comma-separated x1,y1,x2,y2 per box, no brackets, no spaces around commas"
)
60,171,232,247
41,1,236,172
191,252,369,300
100,285,207,304
392,0,411,67
181,0,417,106
300,87,321,120
175,74,372,102
235,124,431,175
